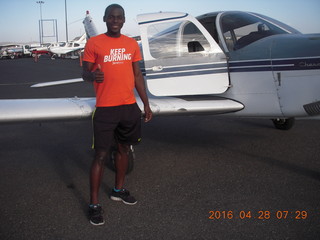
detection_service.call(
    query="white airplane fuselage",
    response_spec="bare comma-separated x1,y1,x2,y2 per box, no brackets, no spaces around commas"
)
49,42,85,56
222,34,320,118
49,34,87,57
137,11,320,120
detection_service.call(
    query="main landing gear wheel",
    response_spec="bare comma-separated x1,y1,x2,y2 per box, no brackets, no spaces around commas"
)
271,117,295,130
106,145,135,174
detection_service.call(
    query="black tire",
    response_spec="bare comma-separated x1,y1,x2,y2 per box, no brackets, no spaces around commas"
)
106,145,135,174
272,118,295,130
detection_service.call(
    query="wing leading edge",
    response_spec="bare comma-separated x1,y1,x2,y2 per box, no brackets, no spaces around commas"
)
0,97,243,123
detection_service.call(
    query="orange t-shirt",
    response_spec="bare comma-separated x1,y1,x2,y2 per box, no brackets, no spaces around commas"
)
83,34,142,107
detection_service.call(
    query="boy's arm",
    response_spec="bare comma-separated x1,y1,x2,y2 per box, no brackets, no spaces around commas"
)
133,61,152,122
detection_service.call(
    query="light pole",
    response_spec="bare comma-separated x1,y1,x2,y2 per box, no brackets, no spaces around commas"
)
36,1,45,45
65,0,68,42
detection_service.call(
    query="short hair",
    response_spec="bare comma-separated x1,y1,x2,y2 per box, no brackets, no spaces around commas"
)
104,4,125,18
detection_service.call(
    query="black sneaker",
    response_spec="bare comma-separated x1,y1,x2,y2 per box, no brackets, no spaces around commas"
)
110,189,137,205
88,204,105,226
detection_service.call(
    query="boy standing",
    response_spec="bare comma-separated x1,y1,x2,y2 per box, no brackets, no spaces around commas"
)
82,4,152,225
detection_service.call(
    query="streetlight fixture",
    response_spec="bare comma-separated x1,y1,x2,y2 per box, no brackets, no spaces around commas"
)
36,1,45,44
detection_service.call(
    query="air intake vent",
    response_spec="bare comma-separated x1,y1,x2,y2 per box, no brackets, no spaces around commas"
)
303,101,320,116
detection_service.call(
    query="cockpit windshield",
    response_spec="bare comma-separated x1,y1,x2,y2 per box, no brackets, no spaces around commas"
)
220,12,300,51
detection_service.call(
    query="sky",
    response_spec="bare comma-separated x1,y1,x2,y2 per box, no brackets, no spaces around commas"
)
1,0,320,44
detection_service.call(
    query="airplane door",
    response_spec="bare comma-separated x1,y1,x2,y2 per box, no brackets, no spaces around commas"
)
137,12,229,96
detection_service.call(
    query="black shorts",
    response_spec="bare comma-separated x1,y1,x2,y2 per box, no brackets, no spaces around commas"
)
92,103,142,151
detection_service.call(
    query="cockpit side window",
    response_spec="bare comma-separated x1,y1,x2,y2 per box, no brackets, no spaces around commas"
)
198,16,219,44
220,12,289,51
147,20,211,59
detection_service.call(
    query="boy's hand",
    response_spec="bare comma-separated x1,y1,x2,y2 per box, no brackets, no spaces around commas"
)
144,105,153,122
94,64,104,83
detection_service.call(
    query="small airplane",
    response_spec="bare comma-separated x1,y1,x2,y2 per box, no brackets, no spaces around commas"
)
49,33,87,58
30,42,64,57
1,10,319,132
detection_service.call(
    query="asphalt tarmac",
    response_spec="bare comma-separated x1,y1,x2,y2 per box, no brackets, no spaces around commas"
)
0,57,319,239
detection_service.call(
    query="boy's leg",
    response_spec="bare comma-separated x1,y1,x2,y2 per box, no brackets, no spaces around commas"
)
89,150,108,226
90,150,108,205
114,143,130,189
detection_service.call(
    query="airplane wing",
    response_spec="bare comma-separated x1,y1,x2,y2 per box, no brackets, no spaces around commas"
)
49,47,83,56
31,78,84,88
0,96,244,123
0,98,95,123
